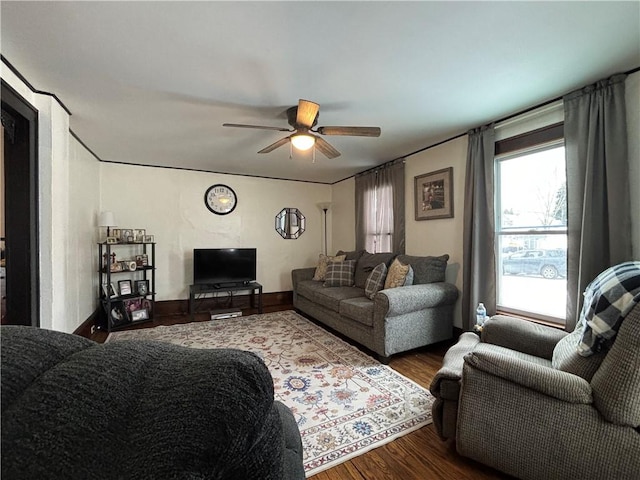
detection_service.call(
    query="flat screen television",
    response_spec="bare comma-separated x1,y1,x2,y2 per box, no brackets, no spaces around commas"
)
193,248,256,287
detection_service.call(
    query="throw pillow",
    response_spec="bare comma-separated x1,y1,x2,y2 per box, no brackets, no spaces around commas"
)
364,263,388,299
323,260,356,287
404,265,414,286
384,258,410,289
577,261,640,356
312,254,346,281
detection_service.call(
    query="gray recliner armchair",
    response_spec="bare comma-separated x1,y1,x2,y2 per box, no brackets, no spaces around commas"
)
431,286,640,479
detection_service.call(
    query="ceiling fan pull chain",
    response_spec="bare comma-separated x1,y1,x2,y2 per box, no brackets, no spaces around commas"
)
289,142,293,160
312,145,316,163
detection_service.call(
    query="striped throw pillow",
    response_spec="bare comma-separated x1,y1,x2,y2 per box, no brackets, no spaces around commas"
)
364,263,388,299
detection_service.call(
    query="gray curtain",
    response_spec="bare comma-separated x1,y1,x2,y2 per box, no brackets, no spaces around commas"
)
355,170,376,251
462,125,496,331
563,73,632,331
355,159,405,253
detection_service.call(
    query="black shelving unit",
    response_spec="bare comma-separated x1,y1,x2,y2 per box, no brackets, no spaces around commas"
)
98,242,156,331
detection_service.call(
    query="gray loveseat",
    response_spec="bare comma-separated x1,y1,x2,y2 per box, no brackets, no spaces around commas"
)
292,250,458,362
1,325,305,480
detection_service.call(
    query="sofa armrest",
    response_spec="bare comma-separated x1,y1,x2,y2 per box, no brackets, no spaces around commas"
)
464,350,593,404
291,267,315,290
481,315,567,360
430,332,480,399
376,282,458,316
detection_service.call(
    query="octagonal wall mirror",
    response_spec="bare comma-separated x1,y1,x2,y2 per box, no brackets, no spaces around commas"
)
275,208,306,239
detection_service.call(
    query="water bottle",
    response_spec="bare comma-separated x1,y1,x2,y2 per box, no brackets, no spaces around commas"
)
476,303,487,326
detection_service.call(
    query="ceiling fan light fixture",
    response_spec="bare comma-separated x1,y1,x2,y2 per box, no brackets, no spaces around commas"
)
290,133,315,151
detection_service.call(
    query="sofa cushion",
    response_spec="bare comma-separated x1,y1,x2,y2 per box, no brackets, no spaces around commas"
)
384,258,411,289
340,297,375,327
312,254,346,281
395,254,449,284
324,260,356,287
354,252,397,288
364,263,387,299
336,249,366,262
297,280,364,312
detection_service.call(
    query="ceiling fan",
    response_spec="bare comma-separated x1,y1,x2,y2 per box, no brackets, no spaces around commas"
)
222,99,381,159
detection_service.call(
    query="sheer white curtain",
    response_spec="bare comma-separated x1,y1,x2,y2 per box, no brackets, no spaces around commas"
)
355,160,405,253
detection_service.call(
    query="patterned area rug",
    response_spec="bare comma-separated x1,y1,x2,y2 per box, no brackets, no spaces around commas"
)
107,310,434,476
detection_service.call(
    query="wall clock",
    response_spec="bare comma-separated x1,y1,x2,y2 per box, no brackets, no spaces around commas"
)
204,184,237,215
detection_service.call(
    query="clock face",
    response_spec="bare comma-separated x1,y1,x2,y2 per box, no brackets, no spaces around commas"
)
204,184,237,215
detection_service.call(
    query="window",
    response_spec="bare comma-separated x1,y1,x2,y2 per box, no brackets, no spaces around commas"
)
355,161,404,254
363,182,393,252
495,124,567,325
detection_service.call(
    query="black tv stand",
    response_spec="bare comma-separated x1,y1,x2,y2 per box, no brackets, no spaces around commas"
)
189,282,263,321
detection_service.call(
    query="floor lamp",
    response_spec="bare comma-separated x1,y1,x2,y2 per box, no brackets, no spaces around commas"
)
317,202,332,255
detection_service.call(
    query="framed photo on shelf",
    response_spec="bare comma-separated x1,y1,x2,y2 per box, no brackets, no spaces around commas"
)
121,229,133,242
102,283,118,299
143,235,154,243
135,279,149,295
111,229,121,241
131,308,149,322
109,301,130,328
135,254,149,267
124,298,142,313
414,167,454,221
142,298,153,316
133,229,145,243
118,279,133,296
106,236,118,244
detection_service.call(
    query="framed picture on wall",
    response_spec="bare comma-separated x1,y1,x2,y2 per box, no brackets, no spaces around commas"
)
414,167,454,220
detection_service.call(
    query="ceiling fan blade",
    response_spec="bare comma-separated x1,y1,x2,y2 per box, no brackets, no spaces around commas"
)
296,99,320,129
317,126,381,137
223,123,292,132
314,136,341,159
258,136,291,154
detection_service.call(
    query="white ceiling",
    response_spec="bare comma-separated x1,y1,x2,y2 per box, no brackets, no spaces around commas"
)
2,1,639,184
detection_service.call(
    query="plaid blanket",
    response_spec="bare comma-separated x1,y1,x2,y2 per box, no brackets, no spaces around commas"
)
577,261,640,357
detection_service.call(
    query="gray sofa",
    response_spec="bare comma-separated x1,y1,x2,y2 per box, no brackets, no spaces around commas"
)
1,325,305,480
292,250,458,362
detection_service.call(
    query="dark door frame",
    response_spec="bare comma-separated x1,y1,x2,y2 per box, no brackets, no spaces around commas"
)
1,79,39,327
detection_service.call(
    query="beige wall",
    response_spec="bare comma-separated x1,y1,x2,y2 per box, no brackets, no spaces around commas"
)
99,163,331,300
330,177,356,254
1,66,101,333
404,137,468,327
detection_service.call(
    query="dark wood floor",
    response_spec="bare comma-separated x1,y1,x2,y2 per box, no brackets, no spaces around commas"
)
91,305,511,480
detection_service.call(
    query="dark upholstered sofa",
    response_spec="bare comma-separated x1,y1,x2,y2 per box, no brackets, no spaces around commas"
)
1,325,305,480
292,250,458,362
